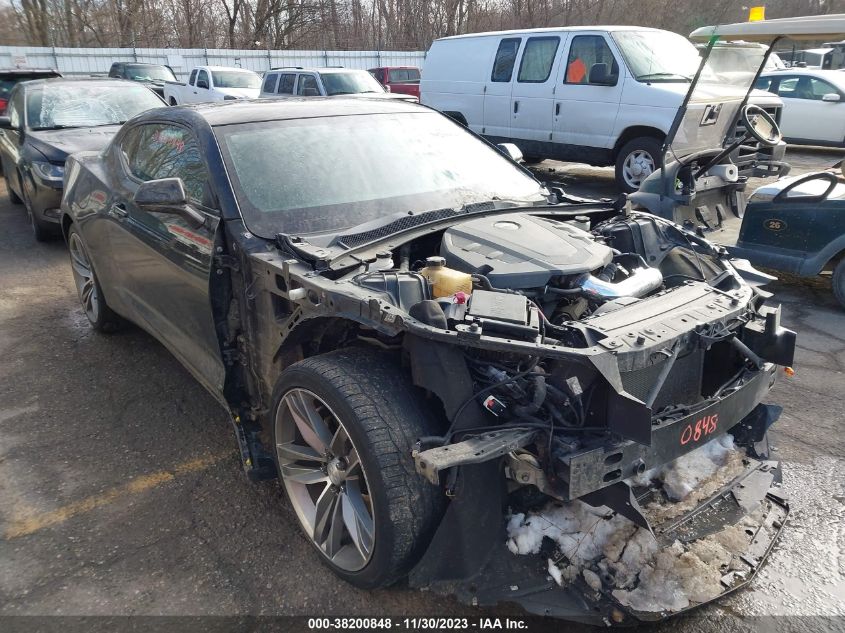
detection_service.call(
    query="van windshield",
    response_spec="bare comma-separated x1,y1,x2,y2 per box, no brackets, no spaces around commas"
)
612,30,702,82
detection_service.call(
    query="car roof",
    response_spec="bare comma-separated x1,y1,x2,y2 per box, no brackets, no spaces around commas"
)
762,68,845,81
0,68,59,75
18,77,141,89
268,67,365,74
201,66,257,72
149,97,425,127
436,25,664,41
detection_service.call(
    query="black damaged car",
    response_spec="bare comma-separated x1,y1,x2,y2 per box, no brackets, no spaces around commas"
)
60,98,795,624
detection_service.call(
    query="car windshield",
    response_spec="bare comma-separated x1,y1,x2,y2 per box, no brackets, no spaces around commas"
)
125,65,176,82
388,68,420,83
612,30,703,82
665,40,766,160
214,111,546,239
211,71,260,89
26,83,164,130
320,71,385,95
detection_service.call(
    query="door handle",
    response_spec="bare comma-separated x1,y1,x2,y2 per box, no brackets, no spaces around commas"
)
555,103,561,116
110,203,128,218
513,101,519,114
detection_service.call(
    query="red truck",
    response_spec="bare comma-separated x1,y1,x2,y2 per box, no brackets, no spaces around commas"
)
368,66,420,99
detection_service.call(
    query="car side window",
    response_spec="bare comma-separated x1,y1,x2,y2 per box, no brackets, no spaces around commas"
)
808,77,839,99
517,36,560,83
776,77,801,98
197,70,209,89
121,124,209,205
491,38,522,82
262,73,278,93
565,35,618,85
188,69,198,86
277,73,295,94
755,77,774,92
297,75,320,96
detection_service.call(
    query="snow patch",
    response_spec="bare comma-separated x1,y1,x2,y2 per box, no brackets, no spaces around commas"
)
506,436,757,614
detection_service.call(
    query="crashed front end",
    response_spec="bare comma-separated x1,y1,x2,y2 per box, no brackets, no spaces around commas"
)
389,212,796,624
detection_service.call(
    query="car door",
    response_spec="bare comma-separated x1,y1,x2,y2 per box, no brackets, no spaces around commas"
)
193,69,211,103
553,33,623,151
509,35,563,146
276,73,296,98
483,37,522,139
108,122,225,394
296,74,321,96
0,88,25,195
261,72,279,96
773,75,845,143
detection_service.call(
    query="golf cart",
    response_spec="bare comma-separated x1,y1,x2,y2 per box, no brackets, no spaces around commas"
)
630,15,845,308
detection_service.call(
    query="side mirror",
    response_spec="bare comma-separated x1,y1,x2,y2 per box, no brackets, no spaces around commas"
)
588,63,615,86
134,178,205,228
497,142,524,164
196,79,209,89
0,116,12,130
822,93,841,103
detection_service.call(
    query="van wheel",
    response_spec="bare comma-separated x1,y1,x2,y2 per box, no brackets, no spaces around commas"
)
833,259,845,308
169,97,177,106
271,349,444,589
615,137,663,193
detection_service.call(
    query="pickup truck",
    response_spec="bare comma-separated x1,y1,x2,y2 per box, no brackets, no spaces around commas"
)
108,62,176,99
368,66,421,99
163,66,261,105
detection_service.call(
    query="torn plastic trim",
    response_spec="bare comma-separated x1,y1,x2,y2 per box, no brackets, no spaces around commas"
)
410,453,788,626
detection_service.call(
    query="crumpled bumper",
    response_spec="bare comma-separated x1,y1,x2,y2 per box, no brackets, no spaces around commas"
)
410,448,788,625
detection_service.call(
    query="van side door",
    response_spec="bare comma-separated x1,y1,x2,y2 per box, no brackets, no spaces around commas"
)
553,33,623,153
509,35,565,148
483,37,522,140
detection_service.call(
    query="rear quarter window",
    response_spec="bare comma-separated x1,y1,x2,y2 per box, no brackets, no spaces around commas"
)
491,38,522,82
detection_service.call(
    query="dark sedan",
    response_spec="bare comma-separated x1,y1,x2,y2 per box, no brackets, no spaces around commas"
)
59,99,792,624
0,78,165,240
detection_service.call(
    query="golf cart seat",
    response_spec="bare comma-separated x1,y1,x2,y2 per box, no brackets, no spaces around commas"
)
729,169,845,278
750,171,845,203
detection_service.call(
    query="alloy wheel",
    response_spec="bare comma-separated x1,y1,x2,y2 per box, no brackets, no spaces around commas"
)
68,232,101,323
275,388,375,572
622,149,656,189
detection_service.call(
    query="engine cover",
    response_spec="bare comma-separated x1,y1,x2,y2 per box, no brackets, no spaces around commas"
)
441,213,612,289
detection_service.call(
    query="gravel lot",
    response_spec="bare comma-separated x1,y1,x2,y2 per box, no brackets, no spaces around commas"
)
0,147,843,631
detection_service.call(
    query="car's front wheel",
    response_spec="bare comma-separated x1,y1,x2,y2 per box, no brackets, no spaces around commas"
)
615,136,663,193
67,225,122,332
272,349,444,589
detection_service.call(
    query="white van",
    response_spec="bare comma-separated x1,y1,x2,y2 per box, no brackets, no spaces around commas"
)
421,26,784,192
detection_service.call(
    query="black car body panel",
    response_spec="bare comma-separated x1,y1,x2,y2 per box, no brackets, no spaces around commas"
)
60,100,795,623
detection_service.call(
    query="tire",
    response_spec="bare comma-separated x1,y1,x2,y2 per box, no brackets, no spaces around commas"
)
522,156,545,165
615,136,663,194
169,97,177,106
67,225,122,332
833,259,845,308
5,172,22,204
271,349,444,589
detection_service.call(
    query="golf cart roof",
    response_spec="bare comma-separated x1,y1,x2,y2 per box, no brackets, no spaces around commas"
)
690,14,845,43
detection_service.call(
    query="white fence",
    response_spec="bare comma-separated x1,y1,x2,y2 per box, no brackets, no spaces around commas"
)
0,46,427,79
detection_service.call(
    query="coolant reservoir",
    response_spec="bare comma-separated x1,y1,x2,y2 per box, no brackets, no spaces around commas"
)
420,256,472,298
